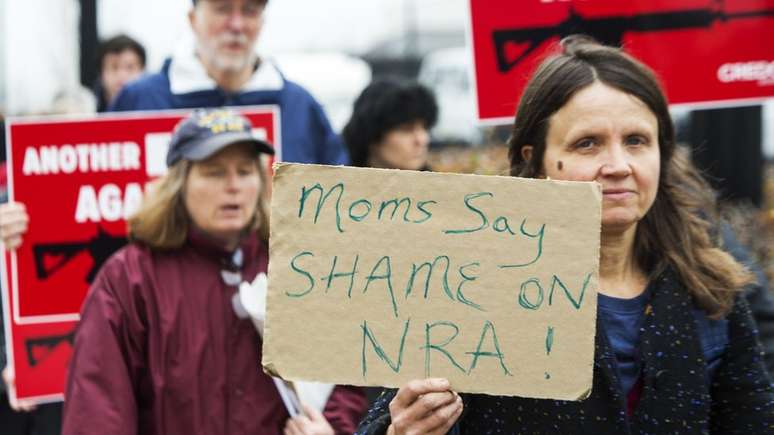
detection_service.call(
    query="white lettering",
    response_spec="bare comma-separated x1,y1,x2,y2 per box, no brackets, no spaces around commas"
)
717,60,774,84
90,144,109,171
75,183,147,223
108,143,122,170
121,142,141,170
59,145,77,173
18,142,145,175
99,184,123,221
22,147,41,175
75,185,101,223
39,146,59,174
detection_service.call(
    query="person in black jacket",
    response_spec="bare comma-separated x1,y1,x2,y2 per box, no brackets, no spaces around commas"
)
343,78,437,171
356,35,774,435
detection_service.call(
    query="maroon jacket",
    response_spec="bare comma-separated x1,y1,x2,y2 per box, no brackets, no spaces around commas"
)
62,231,366,435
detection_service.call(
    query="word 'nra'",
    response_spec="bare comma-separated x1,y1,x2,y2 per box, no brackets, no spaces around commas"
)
361,318,513,378
22,142,141,175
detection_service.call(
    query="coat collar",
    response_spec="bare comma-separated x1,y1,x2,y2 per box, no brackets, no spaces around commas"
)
168,40,284,95
186,227,260,273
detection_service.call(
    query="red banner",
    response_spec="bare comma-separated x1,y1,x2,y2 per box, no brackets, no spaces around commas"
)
1,107,279,402
468,0,774,123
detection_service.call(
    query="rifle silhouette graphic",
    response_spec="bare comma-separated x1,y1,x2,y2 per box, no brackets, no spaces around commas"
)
25,330,75,367
32,227,126,284
492,2,774,73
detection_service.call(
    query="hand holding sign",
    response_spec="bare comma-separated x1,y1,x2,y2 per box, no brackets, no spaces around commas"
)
387,378,462,435
0,202,29,250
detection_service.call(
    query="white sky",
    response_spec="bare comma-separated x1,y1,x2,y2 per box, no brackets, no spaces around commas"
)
98,0,469,71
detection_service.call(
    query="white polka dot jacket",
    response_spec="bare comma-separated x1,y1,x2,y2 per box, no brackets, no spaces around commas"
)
356,269,774,434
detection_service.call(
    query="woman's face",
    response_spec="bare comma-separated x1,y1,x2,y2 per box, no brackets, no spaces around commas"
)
533,82,661,233
184,142,261,247
369,120,430,170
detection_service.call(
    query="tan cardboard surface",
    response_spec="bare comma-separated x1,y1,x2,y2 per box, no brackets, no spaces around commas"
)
263,163,601,400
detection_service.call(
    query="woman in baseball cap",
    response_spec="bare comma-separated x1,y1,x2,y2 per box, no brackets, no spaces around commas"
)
61,108,366,434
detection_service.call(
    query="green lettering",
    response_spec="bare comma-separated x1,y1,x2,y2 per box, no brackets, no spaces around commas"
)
361,318,410,376
363,256,398,318
548,272,592,310
298,182,345,233
320,255,359,297
456,262,483,311
378,197,413,222
443,192,492,235
466,320,512,376
286,251,315,297
498,220,545,268
348,199,372,222
404,256,454,301
415,200,437,223
518,278,543,310
421,321,466,377
492,216,516,235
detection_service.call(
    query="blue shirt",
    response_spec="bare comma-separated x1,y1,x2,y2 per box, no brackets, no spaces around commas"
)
599,290,729,396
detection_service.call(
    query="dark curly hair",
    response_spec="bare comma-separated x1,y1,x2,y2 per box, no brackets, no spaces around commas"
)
343,79,438,167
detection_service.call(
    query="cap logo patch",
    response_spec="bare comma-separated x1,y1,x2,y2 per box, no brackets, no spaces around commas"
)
196,109,247,134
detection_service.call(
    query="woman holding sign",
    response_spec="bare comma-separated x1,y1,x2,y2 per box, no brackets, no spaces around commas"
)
356,36,774,434
58,108,366,435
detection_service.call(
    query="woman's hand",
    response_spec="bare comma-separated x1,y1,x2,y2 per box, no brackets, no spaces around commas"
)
2,367,38,412
0,202,29,250
387,378,463,435
284,403,334,435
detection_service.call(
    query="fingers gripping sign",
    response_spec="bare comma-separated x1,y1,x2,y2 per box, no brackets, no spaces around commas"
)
388,378,463,435
0,202,29,250
284,403,335,435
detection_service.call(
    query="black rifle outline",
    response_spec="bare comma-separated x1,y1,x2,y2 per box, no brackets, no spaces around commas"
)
24,329,76,367
492,0,774,73
32,226,127,284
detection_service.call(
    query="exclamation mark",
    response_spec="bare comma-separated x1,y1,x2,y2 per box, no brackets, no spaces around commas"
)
545,326,554,380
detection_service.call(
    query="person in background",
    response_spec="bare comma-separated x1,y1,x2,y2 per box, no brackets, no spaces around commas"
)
356,35,774,434
59,108,366,435
93,34,146,112
343,78,437,171
110,0,347,166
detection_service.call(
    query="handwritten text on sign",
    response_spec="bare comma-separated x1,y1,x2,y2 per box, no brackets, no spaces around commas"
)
263,164,601,400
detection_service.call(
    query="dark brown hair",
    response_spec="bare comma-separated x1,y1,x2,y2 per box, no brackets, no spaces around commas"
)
508,35,752,317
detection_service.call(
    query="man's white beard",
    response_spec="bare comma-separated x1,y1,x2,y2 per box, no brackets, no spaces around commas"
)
196,35,256,75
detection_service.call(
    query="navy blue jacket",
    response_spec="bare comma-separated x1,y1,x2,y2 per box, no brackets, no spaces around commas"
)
109,55,349,166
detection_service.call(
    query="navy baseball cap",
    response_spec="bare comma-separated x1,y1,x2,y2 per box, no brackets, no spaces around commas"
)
166,108,274,167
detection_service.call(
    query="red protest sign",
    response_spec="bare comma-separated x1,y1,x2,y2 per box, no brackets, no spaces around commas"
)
1,107,279,402
468,0,774,123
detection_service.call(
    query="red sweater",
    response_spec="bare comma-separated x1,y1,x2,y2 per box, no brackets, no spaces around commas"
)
62,231,366,434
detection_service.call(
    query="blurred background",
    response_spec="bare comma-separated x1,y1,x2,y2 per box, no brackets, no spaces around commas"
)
0,0,773,281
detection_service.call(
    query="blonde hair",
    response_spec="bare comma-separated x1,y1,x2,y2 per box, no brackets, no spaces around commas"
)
128,159,270,249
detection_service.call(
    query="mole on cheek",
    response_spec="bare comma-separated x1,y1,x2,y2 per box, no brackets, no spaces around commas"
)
557,161,563,171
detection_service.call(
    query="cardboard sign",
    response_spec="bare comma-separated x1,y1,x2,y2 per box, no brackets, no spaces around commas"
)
468,0,774,123
1,107,280,403
264,164,601,400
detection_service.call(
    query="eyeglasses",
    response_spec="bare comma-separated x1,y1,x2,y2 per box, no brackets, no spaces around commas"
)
204,0,264,19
